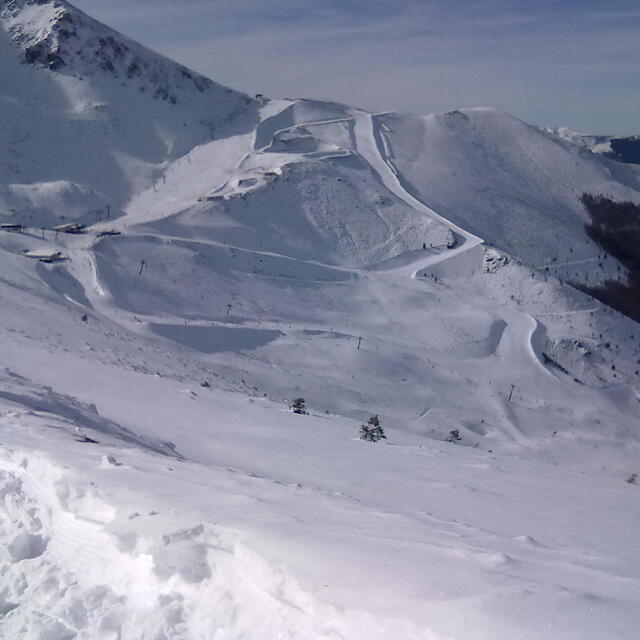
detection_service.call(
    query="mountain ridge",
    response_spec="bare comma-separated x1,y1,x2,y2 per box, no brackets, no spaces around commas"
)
1,0,246,106
0,0,259,226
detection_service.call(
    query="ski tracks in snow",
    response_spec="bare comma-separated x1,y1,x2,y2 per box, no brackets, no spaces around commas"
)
351,109,484,276
43,105,558,421
349,109,560,403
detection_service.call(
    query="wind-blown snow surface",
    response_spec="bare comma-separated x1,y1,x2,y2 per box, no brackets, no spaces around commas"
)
1,2,640,639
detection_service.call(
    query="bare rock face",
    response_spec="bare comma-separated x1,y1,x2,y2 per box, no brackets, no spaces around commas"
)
3,1,74,69
483,248,509,273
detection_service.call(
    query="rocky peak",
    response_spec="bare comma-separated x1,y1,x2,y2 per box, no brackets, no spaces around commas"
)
1,0,250,107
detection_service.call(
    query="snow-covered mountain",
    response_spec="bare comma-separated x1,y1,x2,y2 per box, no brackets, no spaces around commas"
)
377,109,640,283
1,2,639,639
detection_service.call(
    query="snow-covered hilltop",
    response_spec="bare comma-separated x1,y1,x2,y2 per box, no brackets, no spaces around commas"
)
1,2,639,639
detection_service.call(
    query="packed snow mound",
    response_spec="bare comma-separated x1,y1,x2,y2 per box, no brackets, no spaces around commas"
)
378,108,640,283
0,0,259,225
2,451,390,640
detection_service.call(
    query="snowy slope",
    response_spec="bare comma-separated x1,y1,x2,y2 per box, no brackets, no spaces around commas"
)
377,108,640,284
1,2,640,639
0,0,258,227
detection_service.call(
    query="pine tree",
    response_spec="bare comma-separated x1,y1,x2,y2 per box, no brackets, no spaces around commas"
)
360,415,386,442
291,398,308,415
446,429,462,442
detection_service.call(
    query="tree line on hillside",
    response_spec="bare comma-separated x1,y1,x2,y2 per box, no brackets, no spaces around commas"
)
574,194,640,322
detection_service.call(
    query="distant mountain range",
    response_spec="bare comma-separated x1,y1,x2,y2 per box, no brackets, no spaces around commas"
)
545,127,640,164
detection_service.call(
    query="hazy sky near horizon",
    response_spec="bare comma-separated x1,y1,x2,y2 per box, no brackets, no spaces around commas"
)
72,0,639,135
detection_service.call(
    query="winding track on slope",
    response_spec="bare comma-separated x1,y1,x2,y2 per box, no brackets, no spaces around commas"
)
44,104,557,396
351,110,484,278
349,109,557,389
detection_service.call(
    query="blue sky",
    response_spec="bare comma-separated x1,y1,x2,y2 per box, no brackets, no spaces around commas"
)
72,0,639,135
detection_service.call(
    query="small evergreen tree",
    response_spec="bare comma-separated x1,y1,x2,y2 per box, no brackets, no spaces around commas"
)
291,398,308,415
446,429,462,442
360,415,386,442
